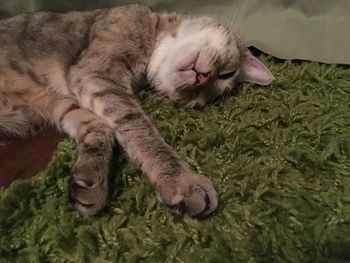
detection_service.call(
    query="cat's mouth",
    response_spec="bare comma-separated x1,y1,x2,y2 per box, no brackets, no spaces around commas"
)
178,68,210,87
177,60,210,88
174,48,210,87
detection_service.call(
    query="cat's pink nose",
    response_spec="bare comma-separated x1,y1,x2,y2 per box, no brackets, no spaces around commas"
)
196,72,210,87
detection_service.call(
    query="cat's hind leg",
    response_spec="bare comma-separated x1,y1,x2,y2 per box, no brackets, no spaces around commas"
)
53,98,115,215
0,59,53,144
0,96,45,145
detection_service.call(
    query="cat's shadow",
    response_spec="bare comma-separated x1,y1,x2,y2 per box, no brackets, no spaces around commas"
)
107,144,122,200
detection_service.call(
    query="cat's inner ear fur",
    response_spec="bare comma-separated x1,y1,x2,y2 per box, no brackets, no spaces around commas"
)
239,48,275,86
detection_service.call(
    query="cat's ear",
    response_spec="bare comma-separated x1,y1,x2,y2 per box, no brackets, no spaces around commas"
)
239,49,274,86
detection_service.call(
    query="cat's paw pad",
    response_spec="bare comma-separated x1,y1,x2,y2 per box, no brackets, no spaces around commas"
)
155,174,218,218
68,167,108,216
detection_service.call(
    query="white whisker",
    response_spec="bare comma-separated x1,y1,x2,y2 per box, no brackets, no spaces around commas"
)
232,0,247,32
227,0,247,34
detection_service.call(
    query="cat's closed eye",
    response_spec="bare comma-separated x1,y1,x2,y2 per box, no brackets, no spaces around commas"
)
218,71,235,80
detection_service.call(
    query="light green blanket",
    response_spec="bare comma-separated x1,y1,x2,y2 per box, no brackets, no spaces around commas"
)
1,0,350,64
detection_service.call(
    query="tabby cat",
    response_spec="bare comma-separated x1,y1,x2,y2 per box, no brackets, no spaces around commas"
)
0,5,274,217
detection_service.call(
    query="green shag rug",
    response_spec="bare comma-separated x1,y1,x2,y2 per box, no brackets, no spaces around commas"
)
1,57,350,262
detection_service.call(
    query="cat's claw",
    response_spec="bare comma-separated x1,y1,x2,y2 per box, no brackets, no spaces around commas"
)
68,171,108,216
155,174,218,218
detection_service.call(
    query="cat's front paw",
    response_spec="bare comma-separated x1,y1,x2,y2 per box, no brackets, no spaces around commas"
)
155,174,218,218
69,158,109,216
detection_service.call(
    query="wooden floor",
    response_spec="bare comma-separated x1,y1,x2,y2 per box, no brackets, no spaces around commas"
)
0,129,66,187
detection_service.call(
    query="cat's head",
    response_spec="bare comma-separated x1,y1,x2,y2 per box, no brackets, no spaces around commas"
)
147,15,274,109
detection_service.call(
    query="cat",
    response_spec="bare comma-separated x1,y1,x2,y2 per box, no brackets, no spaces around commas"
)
0,4,274,217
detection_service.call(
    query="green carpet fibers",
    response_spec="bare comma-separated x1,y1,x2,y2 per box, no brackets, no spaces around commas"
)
1,57,350,262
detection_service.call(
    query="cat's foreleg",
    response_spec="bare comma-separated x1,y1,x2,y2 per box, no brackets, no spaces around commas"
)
53,98,115,215
80,80,218,217
113,101,218,217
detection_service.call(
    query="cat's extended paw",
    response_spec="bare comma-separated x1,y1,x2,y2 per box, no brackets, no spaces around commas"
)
155,174,218,218
68,159,108,216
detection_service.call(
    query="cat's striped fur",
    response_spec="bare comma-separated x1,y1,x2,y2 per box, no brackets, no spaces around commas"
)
0,5,273,217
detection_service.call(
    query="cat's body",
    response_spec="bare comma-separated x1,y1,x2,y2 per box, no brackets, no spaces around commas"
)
0,5,273,217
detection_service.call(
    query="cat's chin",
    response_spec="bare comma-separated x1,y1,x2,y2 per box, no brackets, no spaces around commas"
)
174,46,200,71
